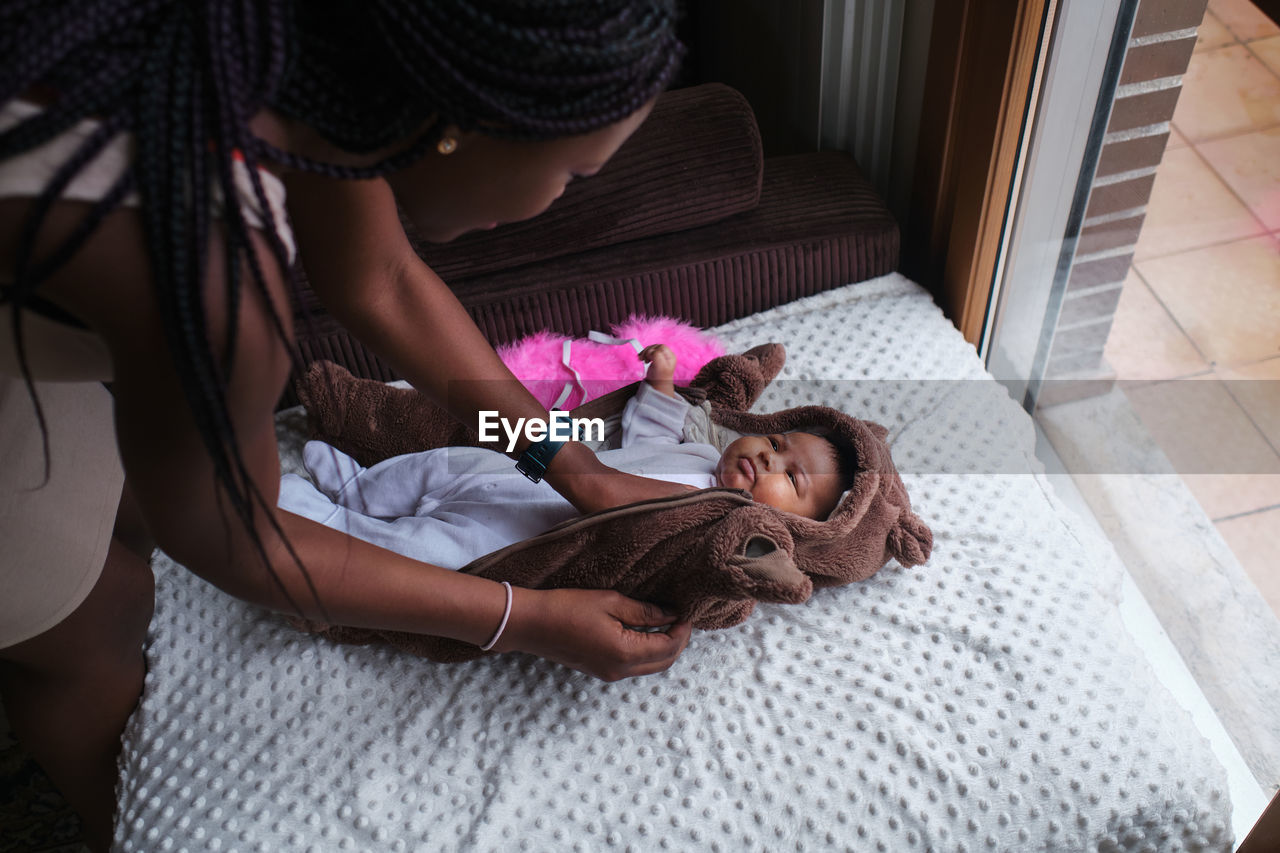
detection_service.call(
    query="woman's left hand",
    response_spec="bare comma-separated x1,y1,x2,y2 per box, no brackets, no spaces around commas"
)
494,587,693,681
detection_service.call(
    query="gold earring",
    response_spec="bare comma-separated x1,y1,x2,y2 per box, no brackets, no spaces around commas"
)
436,136,458,155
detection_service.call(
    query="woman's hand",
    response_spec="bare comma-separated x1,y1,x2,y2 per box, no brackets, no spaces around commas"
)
495,587,692,681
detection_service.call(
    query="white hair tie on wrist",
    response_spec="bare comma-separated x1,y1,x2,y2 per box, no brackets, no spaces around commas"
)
480,581,513,651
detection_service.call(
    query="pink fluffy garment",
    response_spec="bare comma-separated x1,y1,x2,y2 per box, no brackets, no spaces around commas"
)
496,316,726,409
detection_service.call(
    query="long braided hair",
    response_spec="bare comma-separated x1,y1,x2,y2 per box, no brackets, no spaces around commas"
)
1,0,682,613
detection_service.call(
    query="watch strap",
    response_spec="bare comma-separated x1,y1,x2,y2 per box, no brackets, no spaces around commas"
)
514,437,566,483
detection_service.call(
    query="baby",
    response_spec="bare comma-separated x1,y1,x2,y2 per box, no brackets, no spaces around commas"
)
278,345,855,570
636,344,851,520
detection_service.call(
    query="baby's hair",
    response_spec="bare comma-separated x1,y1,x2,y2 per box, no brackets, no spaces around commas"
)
798,428,858,498
2,0,682,613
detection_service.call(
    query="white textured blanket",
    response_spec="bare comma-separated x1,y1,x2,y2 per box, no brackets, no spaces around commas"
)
115,275,1232,851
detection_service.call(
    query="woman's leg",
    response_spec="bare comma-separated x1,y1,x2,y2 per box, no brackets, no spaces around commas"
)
0,533,154,853
0,374,152,850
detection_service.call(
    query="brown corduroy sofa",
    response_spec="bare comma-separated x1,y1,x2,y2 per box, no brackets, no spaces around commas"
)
289,83,900,383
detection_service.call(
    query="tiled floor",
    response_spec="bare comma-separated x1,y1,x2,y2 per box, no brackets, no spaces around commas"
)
1104,0,1280,619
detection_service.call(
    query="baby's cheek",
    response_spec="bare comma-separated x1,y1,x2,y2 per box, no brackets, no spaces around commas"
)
751,484,784,509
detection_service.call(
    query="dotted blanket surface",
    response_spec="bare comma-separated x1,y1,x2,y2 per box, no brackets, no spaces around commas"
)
115,275,1232,852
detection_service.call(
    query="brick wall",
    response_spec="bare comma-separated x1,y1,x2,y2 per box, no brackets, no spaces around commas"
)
1043,0,1209,380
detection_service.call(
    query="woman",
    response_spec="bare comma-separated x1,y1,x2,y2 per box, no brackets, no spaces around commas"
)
0,1,691,847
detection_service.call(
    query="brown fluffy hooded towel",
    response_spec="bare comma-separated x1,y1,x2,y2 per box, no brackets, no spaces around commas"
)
291,350,932,662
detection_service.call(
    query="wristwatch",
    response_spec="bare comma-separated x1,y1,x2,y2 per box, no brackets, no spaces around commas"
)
514,437,566,483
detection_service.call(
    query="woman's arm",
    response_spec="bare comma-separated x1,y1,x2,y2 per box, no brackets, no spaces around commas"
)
63,207,687,681
283,174,687,513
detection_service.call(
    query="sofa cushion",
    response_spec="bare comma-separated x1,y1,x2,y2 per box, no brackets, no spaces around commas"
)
291,152,898,391
403,83,764,282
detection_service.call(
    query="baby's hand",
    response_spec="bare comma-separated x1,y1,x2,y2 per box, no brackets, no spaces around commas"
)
639,344,677,397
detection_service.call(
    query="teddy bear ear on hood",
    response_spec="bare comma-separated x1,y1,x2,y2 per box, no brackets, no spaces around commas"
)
887,510,933,567
690,342,787,411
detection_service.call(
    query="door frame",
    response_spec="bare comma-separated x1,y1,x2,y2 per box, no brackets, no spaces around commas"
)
902,0,1056,348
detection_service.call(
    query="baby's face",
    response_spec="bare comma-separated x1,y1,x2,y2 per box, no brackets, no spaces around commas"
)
714,432,844,520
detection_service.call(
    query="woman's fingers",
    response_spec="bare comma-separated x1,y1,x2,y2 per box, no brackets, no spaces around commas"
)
504,588,691,681
611,594,677,628
605,593,693,674
622,618,693,673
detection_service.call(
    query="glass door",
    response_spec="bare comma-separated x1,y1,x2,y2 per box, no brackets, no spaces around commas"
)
985,0,1278,828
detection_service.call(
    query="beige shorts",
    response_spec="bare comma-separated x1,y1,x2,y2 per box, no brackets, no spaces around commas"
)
0,374,122,648
0,98,297,648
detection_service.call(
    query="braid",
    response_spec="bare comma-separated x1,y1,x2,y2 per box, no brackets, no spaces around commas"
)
142,0,321,615
6,113,127,483
0,52,140,158
0,0,143,104
3,0,323,614
274,0,683,150
3,0,681,618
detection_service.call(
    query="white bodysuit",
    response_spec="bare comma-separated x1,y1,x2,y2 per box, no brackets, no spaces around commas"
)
278,383,727,569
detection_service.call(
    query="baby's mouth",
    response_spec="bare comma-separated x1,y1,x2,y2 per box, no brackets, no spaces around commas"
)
738,457,755,484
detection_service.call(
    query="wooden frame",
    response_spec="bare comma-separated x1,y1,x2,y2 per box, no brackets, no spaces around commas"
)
903,0,1054,346
1239,789,1280,853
